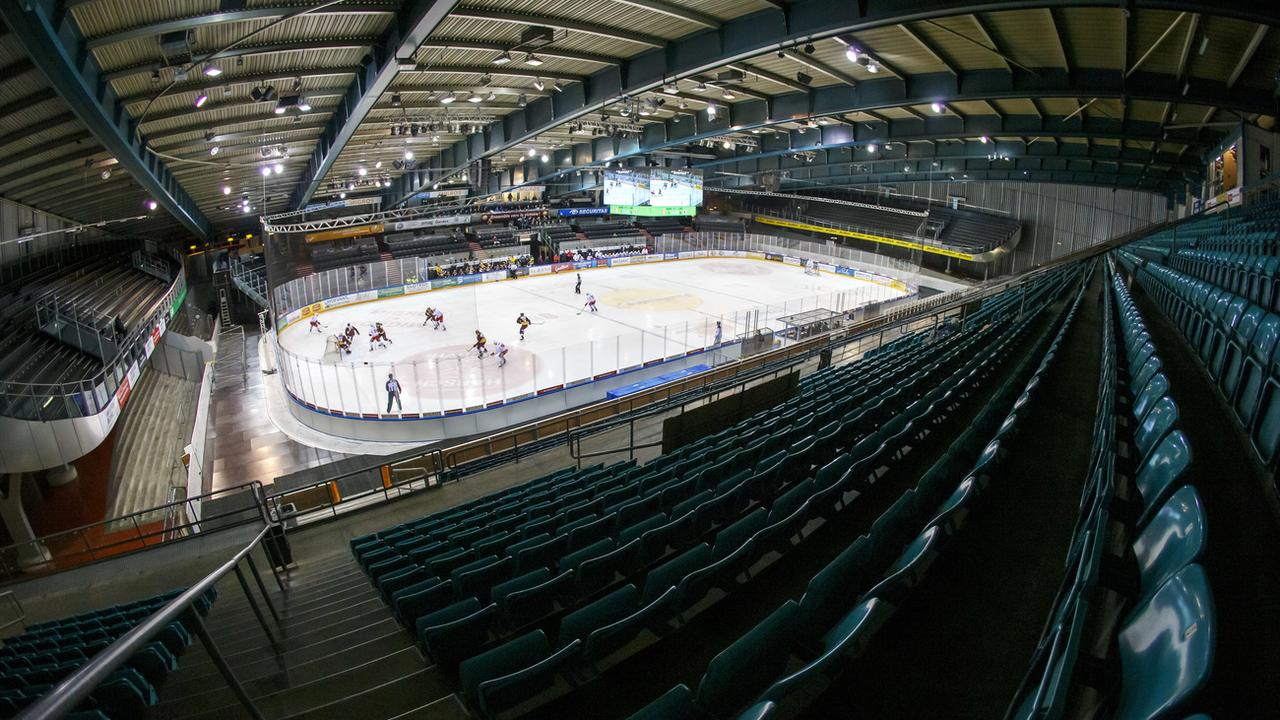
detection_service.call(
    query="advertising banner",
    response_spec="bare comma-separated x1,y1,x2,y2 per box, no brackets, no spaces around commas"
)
456,275,480,286
433,277,459,290
663,253,680,260
764,253,784,262
391,214,475,231
529,265,553,276
782,256,802,266
377,286,404,298
557,206,610,217
404,281,433,293
610,204,696,217
575,260,598,269
753,215,975,261
746,252,766,260
299,301,324,317
303,224,384,243
481,270,507,282
550,262,576,273
610,257,633,266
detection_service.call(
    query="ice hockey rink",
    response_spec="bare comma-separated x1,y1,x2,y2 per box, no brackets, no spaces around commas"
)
274,257,909,416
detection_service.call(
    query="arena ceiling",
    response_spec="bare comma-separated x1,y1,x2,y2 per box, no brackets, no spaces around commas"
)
0,1,1277,239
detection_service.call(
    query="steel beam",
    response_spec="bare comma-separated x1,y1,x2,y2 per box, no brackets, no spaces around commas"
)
102,39,380,83
381,0,1280,208
610,0,721,29
289,0,459,209
447,8,667,49
0,0,211,237
117,67,362,105
83,2,398,51
418,40,621,66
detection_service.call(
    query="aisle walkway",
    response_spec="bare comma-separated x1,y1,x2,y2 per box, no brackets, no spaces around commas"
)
804,270,1101,719
1127,279,1280,718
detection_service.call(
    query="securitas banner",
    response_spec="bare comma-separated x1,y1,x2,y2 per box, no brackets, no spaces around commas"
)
557,207,611,217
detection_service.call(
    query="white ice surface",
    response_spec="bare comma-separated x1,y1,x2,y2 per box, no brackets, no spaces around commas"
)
275,258,907,415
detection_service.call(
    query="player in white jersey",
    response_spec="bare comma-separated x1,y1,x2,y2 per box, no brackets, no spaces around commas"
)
583,293,598,313
494,341,509,367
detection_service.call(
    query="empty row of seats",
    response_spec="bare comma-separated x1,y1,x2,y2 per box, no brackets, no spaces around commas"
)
470,225,520,249
1117,241,1280,471
624,264,1085,720
636,219,689,236
1008,260,1212,719
543,223,577,244
383,232,469,259
579,222,642,241
0,588,216,719
310,240,380,271
349,265,1080,718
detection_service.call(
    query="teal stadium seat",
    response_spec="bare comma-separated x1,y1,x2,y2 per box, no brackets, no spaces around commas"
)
457,629,580,719
695,600,799,718
1111,565,1215,720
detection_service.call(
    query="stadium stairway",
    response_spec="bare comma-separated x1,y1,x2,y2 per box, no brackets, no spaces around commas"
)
106,371,199,521
151,551,470,720
802,264,1104,719
1118,262,1280,718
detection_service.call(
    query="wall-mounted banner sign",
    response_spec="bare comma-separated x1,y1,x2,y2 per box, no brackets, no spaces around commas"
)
303,224,384,243
610,204,696,217
391,214,476,231
556,207,611,217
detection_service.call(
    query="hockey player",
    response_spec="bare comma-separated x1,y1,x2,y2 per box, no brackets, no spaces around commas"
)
472,330,488,358
335,334,352,355
516,313,531,341
574,273,583,294
344,323,357,340
308,317,324,333
422,306,435,326
583,293,598,313
494,340,509,367
432,309,446,331
375,322,392,345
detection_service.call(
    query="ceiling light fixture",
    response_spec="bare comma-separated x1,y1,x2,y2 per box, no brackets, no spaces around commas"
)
706,101,716,119
525,53,544,66
440,92,456,104
375,160,382,169
100,169,111,180
518,94,528,107
194,93,209,108
845,46,860,63
866,61,879,73
357,167,367,176
223,185,231,195
931,102,944,113
273,163,284,174
146,200,158,211
979,135,989,144
404,149,414,160
528,148,537,157
467,90,483,103
297,98,311,112
867,143,878,153
209,146,219,156
203,65,222,78
540,153,549,162
533,78,545,91
493,51,512,65
261,166,271,176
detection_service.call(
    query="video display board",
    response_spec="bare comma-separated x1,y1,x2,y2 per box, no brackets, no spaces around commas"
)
604,168,650,206
650,169,703,207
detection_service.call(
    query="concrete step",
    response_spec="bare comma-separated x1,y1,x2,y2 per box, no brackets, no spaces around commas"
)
179,612,400,673
162,646,429,720
163,628,412,699
281,667,453,720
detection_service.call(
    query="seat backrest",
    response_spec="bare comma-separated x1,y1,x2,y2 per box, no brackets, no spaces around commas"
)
1112,564,1215,720
796,537,872,637
458,630,549,710
696,600,799,718
1134,396,1179,460
1132,486,1206,599
1132,373,1170,424
642,543,712,605
1134,430,1192,527
559,584,639,647
624,684,695,720
713,508,768,560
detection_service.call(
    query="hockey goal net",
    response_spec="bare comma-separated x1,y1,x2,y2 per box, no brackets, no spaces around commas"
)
322,335,341,363
803,260,821,276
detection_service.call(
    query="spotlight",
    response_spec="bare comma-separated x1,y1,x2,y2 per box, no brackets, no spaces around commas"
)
467,90,483,103
375,160,382,169
223,185,231,195
722,89,735,100
440,92,456,104
931,102,944,113
203,65,222,78
524,53,544,66
528,148,537,157
404,149,414,160
273,163,284,174
261,166,271,176
867,143,878,153
150,70,161,83
533,78,545,91
100,169,111,180
194,93,209,108
979,135,989,144
518,94,527,107
722,139,732,149
804,43,815,54
273,104,286,115
209,146,220,156
297,98,311,112
357,167,367,176
904,166,910,172
492,51,513,65
145,200,158,211
339,192,346,199
391,93,401,106
383,179,391,187
487,91,496,101
867,61,879,73
845,46,860,63
242,205,251,214
540,153,549,162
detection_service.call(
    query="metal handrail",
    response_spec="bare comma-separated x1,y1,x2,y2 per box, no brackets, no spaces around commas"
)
0,590,24,633
15,524,276,720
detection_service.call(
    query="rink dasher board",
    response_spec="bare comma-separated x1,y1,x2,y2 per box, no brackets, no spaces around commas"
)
277,251,913,333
